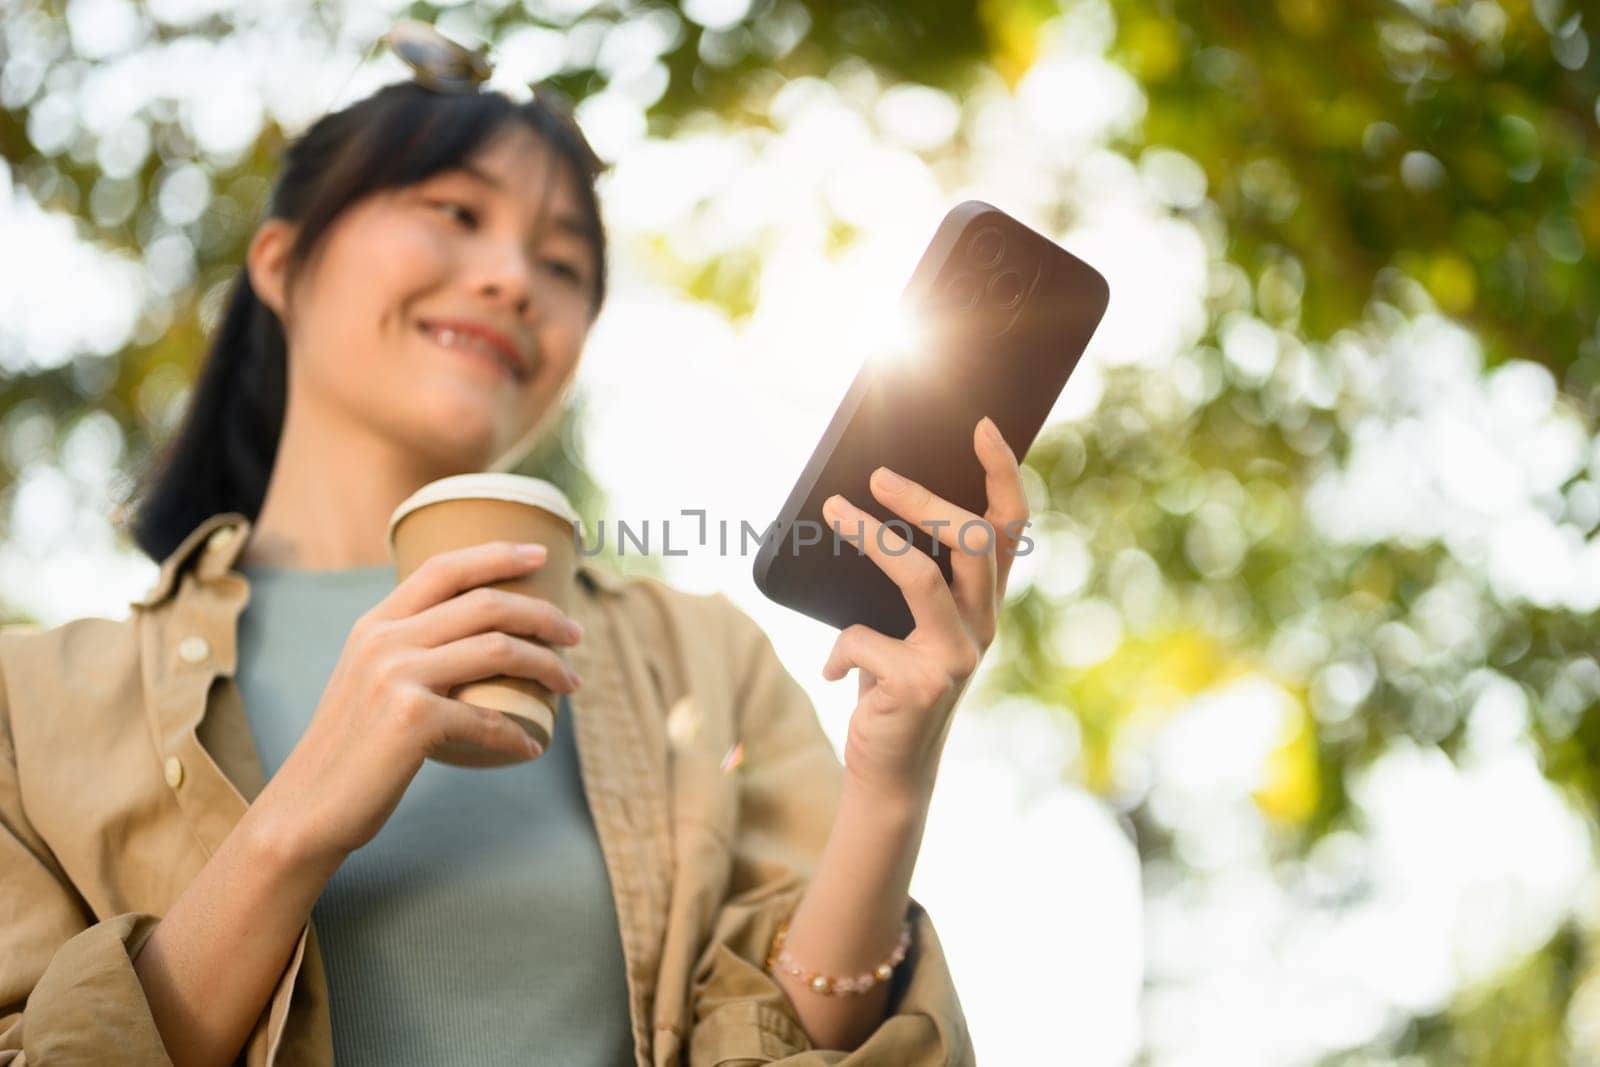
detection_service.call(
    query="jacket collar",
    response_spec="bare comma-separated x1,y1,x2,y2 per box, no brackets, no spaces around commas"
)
130,511,629,612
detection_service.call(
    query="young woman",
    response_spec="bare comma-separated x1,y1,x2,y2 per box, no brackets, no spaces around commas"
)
0,24,1024,1067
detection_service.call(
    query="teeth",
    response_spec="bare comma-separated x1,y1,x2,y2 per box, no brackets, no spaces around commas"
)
425,325,520,379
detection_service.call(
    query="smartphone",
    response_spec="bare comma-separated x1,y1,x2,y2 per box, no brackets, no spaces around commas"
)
750,200,1110,639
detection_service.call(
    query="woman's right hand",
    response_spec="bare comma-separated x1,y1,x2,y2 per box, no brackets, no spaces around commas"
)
250,541,583,870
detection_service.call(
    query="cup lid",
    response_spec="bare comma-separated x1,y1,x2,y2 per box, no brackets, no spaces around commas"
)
386,474,581,556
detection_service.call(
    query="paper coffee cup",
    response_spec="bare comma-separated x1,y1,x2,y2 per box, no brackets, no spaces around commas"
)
387,473,582,768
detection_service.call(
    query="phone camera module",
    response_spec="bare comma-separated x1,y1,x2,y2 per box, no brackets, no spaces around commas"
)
969,227,1005,270
944,271,982,312
987,269,1026,310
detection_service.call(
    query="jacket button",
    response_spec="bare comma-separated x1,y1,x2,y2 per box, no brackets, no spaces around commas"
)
206,527,237,555
164,756,185,789
178,636,210,664
666,697,701,750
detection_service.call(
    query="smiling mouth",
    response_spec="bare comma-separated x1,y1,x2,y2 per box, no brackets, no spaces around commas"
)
416,322,532,384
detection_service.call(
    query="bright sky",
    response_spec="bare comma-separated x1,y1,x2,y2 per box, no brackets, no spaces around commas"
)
3,2,1595,1063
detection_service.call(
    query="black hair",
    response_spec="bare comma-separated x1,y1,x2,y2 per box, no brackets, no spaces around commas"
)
120,80,609,564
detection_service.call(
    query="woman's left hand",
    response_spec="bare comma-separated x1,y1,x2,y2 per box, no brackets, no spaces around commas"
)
820,416,1030,806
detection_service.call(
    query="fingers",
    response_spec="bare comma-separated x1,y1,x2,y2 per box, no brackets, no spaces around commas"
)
374,541,549,622
822,623,920,683
411,630,581,697
974,417,1029,593
864,464,998,645
399,585,582,652
850,418,1028,641
824,625,974,715
431,692,546,761
822,493,967,646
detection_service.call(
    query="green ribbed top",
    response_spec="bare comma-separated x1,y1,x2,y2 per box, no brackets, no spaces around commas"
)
233,560,633,1066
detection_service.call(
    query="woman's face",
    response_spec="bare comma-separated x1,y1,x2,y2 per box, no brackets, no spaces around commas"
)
250,122,598,474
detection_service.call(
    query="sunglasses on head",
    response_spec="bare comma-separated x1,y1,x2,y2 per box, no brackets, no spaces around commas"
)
377,18,608,179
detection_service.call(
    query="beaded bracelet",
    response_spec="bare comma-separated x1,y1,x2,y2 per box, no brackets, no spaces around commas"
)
765,913,914,996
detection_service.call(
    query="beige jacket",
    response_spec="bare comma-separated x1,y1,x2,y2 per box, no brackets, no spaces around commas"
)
0,510,974,1066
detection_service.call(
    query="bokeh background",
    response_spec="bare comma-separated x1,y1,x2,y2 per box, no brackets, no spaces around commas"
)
4,0,1600,1062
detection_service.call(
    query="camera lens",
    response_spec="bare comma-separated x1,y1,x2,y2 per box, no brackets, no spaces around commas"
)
988,269,1025,309
970,228,1005,270
945,271,982,312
